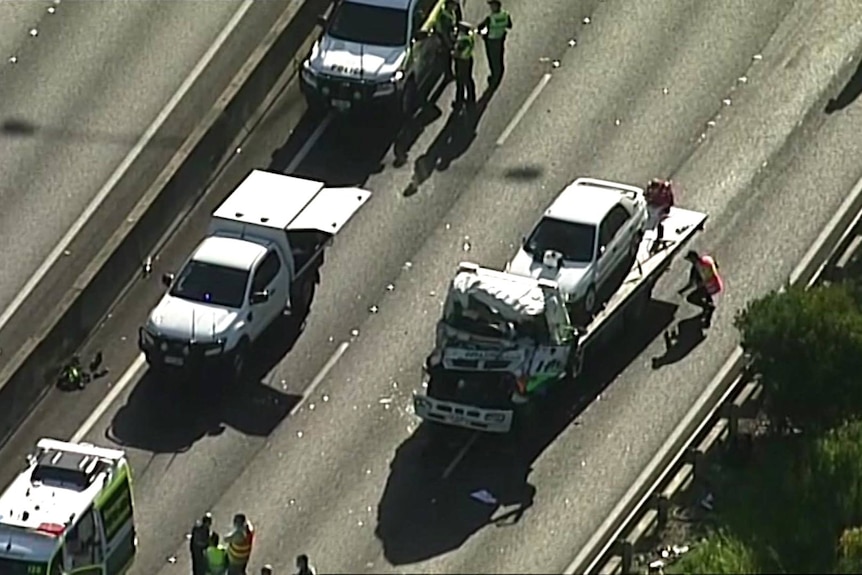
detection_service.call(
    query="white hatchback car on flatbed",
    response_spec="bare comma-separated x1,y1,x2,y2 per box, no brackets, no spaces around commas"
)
506,177,648,314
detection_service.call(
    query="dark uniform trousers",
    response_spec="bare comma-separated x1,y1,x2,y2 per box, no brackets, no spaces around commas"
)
485,36,506,85
454,57,476,105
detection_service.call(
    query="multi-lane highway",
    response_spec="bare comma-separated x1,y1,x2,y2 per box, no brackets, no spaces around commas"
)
0,0,288,330
3,0,862,574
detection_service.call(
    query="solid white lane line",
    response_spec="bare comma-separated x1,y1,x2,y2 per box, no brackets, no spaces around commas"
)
496,72,552,147
290,341,349,416
70,340,350,443
71,353,147,442
285,112,334,173
0,0,256,335
442,431,480,479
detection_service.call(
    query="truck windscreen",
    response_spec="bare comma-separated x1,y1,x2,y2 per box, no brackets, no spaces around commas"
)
171,261,249,309
328,2,408,47
0,557,49,575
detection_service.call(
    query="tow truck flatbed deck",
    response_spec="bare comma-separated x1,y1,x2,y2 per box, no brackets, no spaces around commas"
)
576,206,708,349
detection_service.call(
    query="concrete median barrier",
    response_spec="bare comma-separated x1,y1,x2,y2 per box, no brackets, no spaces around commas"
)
0,0,333,447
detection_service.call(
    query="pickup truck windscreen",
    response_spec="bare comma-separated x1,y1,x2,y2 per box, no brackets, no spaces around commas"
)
170,261,249,309
525,217,596,263
328,2,408,47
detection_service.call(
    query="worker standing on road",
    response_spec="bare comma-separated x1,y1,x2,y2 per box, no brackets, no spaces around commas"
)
295,554,316,575
645,178,675,249
225,513,255,575
452,21,477,110
190,513,213,575
678,250,723,326
478,0,512,88
205,533,228,575
436,0,461,80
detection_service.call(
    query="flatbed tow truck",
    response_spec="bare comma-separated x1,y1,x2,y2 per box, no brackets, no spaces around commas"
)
413,203,707,433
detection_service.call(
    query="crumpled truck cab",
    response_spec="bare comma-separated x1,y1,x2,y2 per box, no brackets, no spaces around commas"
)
300,0,446,117
139,170,371,383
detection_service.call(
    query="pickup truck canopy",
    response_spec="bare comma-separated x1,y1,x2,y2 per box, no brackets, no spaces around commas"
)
449,269,548,323
212,170,372,235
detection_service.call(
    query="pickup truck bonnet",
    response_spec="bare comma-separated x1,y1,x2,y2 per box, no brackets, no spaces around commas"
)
149,296,238,342
287,186,372,235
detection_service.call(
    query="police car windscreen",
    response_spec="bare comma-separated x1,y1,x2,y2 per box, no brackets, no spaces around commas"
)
0,557,49,575
525,217,596,264
328,2,408,47
170,261,249,309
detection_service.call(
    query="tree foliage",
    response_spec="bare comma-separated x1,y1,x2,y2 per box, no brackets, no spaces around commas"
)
733,283,862,432
836,526,862,574
667,531,761,574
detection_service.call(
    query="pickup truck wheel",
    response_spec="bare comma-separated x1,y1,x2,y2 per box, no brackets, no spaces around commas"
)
230,340,249,383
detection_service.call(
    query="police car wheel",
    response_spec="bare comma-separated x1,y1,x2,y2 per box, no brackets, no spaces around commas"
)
401,79,418,117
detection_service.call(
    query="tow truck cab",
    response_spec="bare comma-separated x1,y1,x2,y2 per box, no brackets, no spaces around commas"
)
416,263,579,433
138,170,371,381
300,0,445,116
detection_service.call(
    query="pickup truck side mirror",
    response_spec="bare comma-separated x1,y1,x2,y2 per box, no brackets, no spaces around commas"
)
250,290,270,305
161,272,175,288
599,245,607,256
316,15,327,28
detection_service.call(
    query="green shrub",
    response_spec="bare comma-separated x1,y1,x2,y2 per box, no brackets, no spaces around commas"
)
836,526,862,573
734,283,862,432
667,531,761,574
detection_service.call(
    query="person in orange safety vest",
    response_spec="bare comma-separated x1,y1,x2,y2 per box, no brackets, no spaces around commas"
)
225,513,254,575
679,250,723,325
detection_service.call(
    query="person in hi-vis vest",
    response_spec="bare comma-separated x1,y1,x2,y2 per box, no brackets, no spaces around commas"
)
478,0,513,88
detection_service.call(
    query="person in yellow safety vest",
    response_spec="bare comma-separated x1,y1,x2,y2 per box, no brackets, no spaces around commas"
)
436,0,461,79
452,21,477,110
225,513,254,575
205,532,228,575
679,250,723,326
478,0,512,88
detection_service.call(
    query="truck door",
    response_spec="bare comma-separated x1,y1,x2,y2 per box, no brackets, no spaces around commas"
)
248,250,285,340
597,206,628,287
62,507,104,574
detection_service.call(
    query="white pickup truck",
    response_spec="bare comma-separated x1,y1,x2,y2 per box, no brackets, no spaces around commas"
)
138,170,371,381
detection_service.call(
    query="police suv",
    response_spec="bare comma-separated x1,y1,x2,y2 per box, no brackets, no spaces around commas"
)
301,0,446,116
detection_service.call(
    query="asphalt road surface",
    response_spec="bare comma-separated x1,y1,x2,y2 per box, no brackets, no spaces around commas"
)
0,0,279,321
3,0,862,574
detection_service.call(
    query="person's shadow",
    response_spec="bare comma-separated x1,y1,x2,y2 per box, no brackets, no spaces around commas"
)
403,86,495,197
651,313,708,369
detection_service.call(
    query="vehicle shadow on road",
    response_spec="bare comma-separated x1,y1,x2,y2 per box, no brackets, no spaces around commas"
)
269,74,449,188
374,299,678,565
105,270,323,453
825,59,862,114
